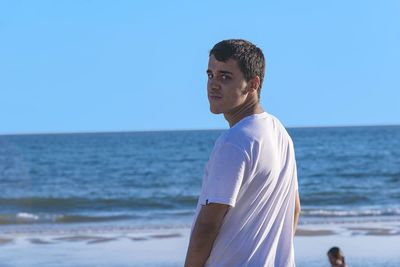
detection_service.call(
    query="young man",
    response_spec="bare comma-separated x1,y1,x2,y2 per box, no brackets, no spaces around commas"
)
185,39,301,267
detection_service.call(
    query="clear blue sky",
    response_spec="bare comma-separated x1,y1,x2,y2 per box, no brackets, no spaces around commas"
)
1,0,399,134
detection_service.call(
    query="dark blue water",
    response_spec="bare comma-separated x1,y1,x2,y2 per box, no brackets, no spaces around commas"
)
0,126,399,228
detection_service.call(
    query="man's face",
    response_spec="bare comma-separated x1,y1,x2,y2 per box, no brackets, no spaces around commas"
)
207,55,249,115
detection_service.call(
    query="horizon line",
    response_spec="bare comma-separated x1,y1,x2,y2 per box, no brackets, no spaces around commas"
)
1,123,399,136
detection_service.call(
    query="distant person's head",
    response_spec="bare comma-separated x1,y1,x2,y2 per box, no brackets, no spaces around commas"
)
207,39,265,114
327,247,346,267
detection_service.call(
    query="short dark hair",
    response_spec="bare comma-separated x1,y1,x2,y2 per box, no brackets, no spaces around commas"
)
209,39,266,99
327,247,343,257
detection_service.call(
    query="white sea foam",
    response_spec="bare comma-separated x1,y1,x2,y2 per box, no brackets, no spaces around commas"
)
302,207,400,217
16,212,39,221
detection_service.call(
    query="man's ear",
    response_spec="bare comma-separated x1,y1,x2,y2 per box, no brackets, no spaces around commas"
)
248,76,261,94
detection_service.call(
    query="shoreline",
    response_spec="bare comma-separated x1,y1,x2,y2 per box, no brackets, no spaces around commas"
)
1,225,400,267
1,217,400,267
1,216,399,236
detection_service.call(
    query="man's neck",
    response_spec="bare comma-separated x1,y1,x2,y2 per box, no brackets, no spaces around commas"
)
224,100,264,128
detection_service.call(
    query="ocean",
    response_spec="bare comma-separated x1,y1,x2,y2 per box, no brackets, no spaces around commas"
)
1,126,400,231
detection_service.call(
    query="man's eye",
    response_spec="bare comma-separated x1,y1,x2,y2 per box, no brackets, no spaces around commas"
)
221,75,230,80
207,73,213,79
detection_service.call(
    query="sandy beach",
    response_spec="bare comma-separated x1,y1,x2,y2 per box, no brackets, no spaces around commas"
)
1,220,400,267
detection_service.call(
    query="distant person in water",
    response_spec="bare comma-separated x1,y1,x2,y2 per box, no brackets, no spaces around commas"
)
184,39,301,267
327,247,348,267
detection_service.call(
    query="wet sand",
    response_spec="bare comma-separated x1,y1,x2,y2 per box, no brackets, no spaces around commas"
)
0,222,399,266
0,237,13,246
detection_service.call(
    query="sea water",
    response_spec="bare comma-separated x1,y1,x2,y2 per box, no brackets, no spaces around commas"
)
1,126,399,231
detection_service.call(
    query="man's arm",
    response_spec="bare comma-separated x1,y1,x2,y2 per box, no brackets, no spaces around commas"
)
293,190,301,236
184,203,229,267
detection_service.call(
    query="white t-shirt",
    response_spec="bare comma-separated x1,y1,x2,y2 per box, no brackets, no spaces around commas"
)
192,112,298,267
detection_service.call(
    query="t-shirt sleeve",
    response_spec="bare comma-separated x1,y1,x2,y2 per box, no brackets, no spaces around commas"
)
201,142,248,207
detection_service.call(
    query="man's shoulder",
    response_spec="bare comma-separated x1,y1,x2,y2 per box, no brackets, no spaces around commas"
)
225,125,251,138
220,124,258,153
264,113,294,144
224,113,293,149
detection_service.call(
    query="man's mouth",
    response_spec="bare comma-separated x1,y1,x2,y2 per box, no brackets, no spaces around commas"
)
208,95,222,100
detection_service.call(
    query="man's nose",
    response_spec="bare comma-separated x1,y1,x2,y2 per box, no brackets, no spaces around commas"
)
208,79,221,91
